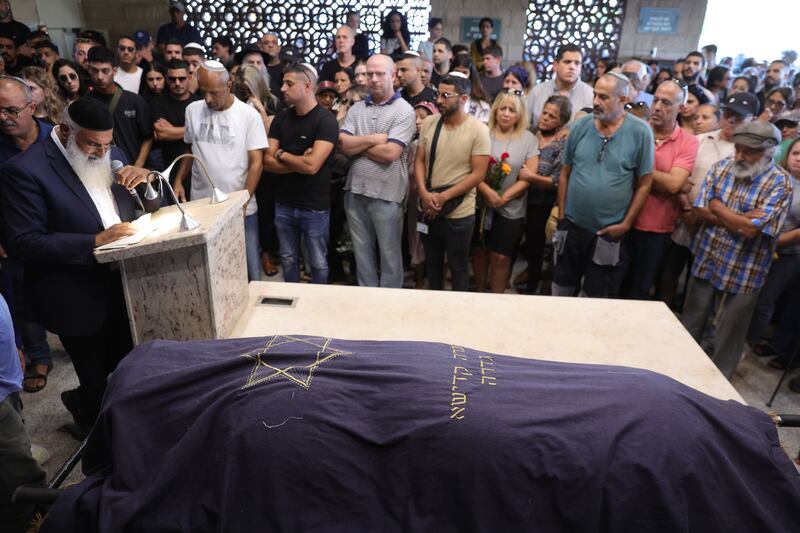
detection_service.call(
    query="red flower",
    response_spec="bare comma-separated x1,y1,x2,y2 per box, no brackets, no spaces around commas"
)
501,152,510,160
488,156,497,165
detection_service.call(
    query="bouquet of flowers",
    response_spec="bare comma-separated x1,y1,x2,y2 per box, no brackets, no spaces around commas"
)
486,152,511,194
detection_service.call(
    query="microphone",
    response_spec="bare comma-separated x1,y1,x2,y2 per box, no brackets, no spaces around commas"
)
111,160,145,211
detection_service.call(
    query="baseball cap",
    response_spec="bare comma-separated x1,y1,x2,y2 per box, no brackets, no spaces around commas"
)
774,109,800,128
316,81,337,95
169,1,186,12
413,101,439,115
721,92,759,117
279,45,301,64
133,30,152,48
731,121,782,149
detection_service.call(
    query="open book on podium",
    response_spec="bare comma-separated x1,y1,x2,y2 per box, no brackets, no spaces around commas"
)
94,190,250,344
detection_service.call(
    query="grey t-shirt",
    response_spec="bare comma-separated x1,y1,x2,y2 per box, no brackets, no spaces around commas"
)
780,175,800,255
492,130,539,219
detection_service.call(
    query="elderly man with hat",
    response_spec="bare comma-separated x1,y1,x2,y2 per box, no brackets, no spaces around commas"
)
681,120,793,379
156,1,202,51
0,98,159,437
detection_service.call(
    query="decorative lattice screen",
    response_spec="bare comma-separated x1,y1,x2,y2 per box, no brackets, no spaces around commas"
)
524,0,626,80
184,1,431,66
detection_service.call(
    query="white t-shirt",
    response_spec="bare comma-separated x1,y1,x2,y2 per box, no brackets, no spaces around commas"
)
184,97,268,216
115,67,143,94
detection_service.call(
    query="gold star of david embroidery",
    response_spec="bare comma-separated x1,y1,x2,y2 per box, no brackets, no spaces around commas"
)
240,335,353,390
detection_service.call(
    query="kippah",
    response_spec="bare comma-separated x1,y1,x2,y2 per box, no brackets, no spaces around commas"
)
448,71,468,79
299,62,318,80
68,98,114,131
201,60,226,72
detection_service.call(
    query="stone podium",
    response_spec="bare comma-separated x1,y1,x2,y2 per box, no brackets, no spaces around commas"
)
94,190,250,344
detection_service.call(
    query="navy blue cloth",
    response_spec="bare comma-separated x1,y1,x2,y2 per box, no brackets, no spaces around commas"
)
41,336,800,532
0,137,136,336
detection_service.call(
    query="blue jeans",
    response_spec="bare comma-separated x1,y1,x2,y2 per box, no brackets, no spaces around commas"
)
274,204,330,283
344,192,404,288
244,213,262,282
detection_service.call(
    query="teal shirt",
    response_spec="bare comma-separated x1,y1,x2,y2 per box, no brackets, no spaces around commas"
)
563,114,654,233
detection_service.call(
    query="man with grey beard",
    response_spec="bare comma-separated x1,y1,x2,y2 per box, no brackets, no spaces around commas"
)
681,121,793,380
1,98,155,437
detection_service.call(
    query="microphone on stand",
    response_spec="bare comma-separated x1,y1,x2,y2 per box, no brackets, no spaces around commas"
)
111,159,145,211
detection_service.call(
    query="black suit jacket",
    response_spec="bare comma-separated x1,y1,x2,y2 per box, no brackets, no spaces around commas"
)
1,137,142,336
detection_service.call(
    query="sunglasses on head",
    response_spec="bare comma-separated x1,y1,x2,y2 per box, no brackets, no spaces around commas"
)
501,88,525,97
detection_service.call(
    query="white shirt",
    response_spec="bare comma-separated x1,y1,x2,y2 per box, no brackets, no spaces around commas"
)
50,127,122,229
184,97,268,216
528,77,594,128
114,66,143,94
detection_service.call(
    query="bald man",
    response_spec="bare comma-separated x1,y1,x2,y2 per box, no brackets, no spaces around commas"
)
397,52,437,106
319,25,357,82
177,61,268,281
339,54,416,288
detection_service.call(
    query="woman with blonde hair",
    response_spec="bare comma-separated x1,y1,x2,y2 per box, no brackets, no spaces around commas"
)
19,66,65,125
472,90,539,292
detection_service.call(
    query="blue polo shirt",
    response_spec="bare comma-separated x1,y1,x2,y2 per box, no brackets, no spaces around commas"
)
0,294,21,402
563,114,654,233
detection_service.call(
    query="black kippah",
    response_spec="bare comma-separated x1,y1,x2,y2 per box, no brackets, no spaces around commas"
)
68,98,114,131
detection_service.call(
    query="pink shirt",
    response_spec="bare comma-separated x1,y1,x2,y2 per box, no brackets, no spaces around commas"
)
633,125,698,233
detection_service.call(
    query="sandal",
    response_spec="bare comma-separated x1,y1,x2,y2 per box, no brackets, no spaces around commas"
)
23,361,53,393
262,256,279,277
751,342,778,357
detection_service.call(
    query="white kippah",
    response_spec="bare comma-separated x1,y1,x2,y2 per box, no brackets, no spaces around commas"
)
202,60,226,72
299,62,318,80
448,71,468,79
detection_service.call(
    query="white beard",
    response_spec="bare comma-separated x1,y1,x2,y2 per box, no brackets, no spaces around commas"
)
65,134,113,191
732,155,772,180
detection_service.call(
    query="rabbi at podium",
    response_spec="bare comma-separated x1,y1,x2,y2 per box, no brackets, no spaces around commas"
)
0,98,156,438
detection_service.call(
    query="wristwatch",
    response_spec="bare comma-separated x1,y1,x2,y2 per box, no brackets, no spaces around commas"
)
275,149,285,160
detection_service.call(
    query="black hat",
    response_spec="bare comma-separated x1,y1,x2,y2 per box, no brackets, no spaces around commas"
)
68,98,114,131
0,29,25,47
279,45,301,64
234,44,270,66
721,92,759,117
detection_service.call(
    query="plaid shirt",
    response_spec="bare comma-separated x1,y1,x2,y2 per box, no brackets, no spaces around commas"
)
692,157,793,294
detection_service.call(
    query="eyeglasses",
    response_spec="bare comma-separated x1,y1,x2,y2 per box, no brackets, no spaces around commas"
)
438,91,461,99
597,136,613,163
766,99,786,110
117,45,135,53
501,88,525,97
167,75,188,82
0,105,29,119
58,72,78,82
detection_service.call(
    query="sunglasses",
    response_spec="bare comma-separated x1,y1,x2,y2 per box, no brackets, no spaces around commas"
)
167,76,188,82
58,72,78,82
118,45,135,53
501,88,525,97
438,91,461,99
597,136,613,163
624,101,647,110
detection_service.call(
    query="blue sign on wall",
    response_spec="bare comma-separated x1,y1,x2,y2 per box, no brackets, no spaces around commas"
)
637,8,679,34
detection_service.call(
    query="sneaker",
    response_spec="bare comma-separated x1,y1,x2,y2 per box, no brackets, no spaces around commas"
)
60,389,91,440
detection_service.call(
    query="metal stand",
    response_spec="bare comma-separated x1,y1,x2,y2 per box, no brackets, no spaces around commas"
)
766,341,800,407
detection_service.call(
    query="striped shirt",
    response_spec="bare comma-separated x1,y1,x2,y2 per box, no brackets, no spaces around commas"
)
691,157,793,294
341,92,416,204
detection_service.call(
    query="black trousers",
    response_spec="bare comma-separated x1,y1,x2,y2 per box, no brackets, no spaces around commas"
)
256,171,279,256
525,203,553,294
58,274,133,424
422,215,475,291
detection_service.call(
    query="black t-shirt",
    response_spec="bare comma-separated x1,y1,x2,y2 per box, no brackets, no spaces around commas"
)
319,57,357,83
268,104,339,210
401,85,437,107
353,34,370,61
87,88,153,164
267,63,284,102
480,73,504,102
150,91,202,174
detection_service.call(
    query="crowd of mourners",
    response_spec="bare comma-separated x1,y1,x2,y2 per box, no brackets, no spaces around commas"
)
1,0,800,529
